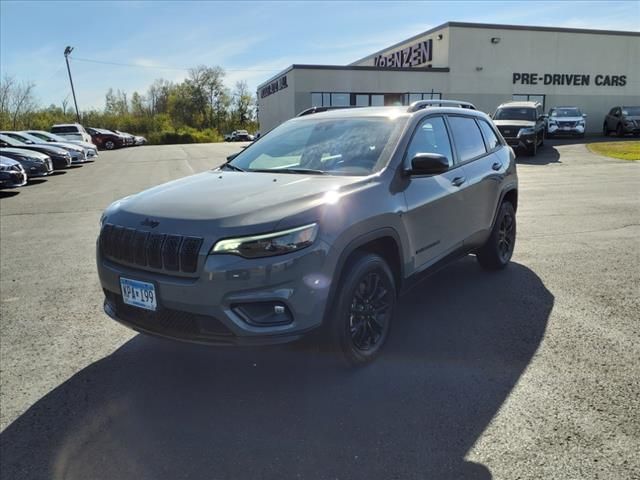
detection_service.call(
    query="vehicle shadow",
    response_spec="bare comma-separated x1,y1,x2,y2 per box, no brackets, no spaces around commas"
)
547,134,638,146
24,179,47,187
0,258,553,480
0,190,20,198
516,144,560,165
50,171,67,176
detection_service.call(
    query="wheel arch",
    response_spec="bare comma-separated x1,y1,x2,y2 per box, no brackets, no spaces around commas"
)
323,228,405,325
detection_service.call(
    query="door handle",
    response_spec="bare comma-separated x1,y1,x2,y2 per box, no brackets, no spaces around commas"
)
492,162,502,171
451,176,466,187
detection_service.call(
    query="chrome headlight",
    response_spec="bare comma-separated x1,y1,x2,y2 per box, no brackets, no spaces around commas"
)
211,223,318,258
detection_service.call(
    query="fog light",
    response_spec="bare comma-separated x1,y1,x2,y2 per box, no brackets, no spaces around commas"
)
232,302,293,326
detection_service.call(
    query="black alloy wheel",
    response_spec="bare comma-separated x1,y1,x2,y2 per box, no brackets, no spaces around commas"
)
329,253,396,366
349,271,392,352
477,201,516,270
496,210,516,264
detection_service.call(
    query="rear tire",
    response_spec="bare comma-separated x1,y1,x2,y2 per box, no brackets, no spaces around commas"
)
477,202,516,271
105,140,115,150
328,253,396,366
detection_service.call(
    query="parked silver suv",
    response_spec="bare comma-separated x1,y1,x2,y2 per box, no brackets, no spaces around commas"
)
97,100,518,365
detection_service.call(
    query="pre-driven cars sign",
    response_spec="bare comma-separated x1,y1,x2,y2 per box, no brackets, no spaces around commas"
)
260,75,288,98
513,73,627,86
374,39,433,68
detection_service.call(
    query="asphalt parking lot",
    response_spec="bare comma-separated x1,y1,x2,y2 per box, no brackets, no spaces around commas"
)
1,139,638,479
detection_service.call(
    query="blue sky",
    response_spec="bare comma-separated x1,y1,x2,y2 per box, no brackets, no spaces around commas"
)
1,0,638,110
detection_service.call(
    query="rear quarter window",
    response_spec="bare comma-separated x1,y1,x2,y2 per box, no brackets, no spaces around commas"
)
477,120,501,151
51,126,78,134
447,116,487,162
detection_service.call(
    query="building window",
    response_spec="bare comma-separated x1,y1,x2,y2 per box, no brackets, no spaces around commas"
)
311,93,323,107
513,93,546,110
371,95,384,106
355,94,369,107
402,92,442,105
311,92,351,107
331,93,350,106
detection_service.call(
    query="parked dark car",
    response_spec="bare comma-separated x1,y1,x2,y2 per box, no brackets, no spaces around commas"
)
493,101,546,156
86,128,125,150
603,106,640,137
0,147,54,177
97,100,518,365
0,134,71,169
0,131,87,164
0,156,28,188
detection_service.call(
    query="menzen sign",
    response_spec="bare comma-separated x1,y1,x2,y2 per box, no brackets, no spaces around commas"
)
260,75,288,99
374,39,433,68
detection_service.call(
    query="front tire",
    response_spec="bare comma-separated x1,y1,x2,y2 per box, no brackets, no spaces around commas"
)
527,139,537,156
616,123,624,137
603,123,609,136
477,202,516,270
328,253,396,366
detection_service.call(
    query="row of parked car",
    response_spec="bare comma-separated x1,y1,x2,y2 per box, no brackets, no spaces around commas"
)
50,123,147,150
491,102,640,156
0,123,145,189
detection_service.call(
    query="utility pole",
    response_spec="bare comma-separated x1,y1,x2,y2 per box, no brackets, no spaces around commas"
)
64,46,80,123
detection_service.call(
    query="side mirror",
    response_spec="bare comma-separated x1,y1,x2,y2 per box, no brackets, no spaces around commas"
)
582,113,587,118
409,153,450,175
539,114,548,121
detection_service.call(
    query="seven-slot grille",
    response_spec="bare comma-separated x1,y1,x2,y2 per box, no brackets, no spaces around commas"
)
497,125,520,137
100,224,203,273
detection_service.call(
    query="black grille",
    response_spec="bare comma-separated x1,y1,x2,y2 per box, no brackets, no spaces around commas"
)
100,224,203,274
497,126,519,138
105,291,232,339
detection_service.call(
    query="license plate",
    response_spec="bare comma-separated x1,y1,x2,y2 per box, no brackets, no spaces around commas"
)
120,277,157,311
562,126,572,130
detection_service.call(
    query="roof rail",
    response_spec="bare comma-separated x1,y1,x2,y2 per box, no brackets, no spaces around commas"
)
296,106,359,117
407,99,477,112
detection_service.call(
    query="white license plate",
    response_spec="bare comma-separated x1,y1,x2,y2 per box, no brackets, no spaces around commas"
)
120,277,157,311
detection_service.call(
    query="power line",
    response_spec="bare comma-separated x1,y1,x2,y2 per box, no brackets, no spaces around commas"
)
70,56,282,72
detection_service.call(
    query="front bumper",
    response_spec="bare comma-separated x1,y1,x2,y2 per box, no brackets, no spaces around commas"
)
548,124,585,136
25,160,53,177
97,241,334,346
503,133,537,151
0,170,27,188
51,155,71,169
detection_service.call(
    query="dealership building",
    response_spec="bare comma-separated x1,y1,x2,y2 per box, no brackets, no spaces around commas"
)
256,21,640,133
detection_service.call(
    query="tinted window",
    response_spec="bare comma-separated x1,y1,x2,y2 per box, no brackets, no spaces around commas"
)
406,116,453,167
448,116,487,162
622,106,640,116
477,120,500,150
51,126,77,134
551,108,582,117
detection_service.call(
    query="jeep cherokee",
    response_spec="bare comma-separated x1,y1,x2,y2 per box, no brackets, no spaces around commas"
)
97,100,518,365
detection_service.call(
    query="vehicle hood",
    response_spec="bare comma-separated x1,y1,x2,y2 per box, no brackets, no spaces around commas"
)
0,156,21,167
48,142,83,152
493,119,535,128
105,171,368,236
16,144,68,156
0,147,49,161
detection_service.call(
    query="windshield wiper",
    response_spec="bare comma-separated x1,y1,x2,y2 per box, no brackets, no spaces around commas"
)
250,168,328,175
220,162,245,172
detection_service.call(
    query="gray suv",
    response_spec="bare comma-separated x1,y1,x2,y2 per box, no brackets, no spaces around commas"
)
97,100,518,365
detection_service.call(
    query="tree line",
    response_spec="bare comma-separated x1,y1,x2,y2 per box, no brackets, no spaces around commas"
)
0,65,258,144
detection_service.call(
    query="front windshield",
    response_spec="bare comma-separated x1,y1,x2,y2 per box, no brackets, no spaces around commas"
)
228,117,401,176
494,107,536,121
622,106,640,116
550,108,581,117
17,132,47,144
0,133,25,146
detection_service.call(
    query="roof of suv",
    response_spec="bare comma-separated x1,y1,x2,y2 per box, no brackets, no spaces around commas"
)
294,105,486,121
497,101,541,109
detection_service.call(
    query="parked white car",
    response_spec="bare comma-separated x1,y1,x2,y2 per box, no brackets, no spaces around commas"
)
546,106,586,138
25,130,98,159
51,123,94,144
